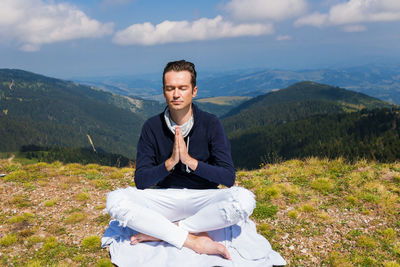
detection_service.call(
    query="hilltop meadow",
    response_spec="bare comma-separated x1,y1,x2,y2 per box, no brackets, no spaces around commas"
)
1,157,400,266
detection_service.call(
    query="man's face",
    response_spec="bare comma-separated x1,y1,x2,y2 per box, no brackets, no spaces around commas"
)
163,71,197,111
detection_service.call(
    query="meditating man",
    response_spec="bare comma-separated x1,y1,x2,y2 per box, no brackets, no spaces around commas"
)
106,60,256,260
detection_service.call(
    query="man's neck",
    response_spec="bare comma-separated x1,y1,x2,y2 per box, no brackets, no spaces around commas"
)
169,104,193,125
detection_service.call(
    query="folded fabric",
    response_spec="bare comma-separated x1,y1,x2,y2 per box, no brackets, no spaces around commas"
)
102,219,286,267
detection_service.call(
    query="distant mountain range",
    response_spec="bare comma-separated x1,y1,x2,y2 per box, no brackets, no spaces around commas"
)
222,81,393,132
1,69,399,168
0,69,161,159
221,81,398,169
73,64,400,105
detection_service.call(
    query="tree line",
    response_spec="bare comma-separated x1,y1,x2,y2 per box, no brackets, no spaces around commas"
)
229,108,400,169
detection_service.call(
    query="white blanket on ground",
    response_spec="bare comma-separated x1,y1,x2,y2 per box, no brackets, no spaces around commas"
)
102,219,286,267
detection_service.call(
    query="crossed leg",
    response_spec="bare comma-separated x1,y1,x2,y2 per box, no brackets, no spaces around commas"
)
107,187,255,260
130,231,231,260
130,221,180,245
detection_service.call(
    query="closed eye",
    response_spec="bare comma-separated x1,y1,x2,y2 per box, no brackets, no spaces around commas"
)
165,86,189,91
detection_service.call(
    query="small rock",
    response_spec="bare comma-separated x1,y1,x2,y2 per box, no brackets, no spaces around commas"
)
289,245,295,250
301,249,307,253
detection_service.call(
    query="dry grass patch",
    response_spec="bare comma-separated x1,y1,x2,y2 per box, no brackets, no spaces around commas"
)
1,158,400,266
10,194,31,207
4,170,31,183
26,235,42,246
65,212,86,224
241,158,400,265
287,210,298,219
310,178,334,194
90,179,112,190
81,235,101,251
44,199,57,207
0,233,18,247
84,170,104,180
8,212,34,224
83,163,101,170
76,192,90,202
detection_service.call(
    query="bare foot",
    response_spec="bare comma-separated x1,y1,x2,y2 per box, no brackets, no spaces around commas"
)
130,222,179,245
130,233,161,245
184,232,231,260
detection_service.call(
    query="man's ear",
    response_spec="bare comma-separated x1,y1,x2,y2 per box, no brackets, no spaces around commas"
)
192,86,198,97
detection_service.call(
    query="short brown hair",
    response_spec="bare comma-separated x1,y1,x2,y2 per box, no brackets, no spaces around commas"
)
163,60,197,89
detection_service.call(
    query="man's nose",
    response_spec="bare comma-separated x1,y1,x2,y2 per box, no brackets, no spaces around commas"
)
173,88,180,98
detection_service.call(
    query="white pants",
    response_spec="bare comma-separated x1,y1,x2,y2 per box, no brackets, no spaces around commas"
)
106,187,256,249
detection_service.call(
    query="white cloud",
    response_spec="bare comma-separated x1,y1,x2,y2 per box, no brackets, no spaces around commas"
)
294,12,329,27
342,24,367,32
329,0,400,24
276,35,292,41
225,0,308,21
113,16,273,46
295,0,400,28
0,0,114,51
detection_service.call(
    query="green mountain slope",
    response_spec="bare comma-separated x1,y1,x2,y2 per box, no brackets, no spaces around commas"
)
223,81,393,132
0,69,162,158
230,108,400,169
222,82,398,169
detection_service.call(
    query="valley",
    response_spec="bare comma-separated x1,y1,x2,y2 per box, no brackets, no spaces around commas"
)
1,68,399,169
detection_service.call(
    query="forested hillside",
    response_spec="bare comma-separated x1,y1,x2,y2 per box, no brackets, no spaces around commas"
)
223,81,392,131
230,108,400,169
222,82,398,169
0,69,161,158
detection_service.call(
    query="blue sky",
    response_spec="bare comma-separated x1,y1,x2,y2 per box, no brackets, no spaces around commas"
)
0,0,399,78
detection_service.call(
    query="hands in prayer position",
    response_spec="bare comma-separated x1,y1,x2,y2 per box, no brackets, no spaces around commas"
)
165,126,198,172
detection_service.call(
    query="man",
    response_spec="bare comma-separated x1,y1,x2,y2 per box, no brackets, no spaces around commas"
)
106,60,255,260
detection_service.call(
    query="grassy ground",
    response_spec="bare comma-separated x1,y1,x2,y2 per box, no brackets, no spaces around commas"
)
0,157,399,266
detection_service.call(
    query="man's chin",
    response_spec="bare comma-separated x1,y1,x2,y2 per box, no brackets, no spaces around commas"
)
167,102,193,112
168,104,187,111
168,105,182,110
